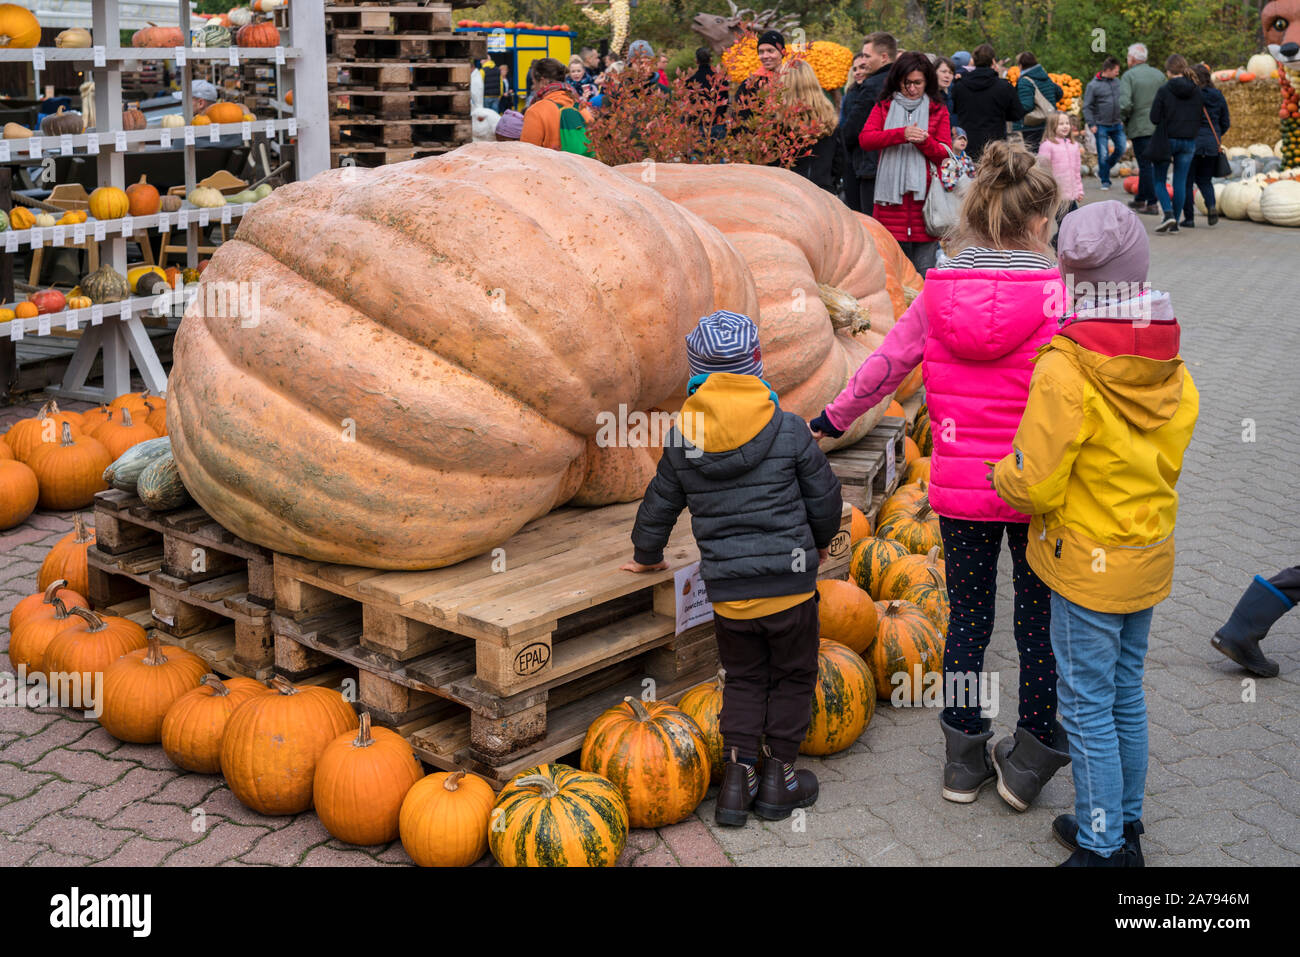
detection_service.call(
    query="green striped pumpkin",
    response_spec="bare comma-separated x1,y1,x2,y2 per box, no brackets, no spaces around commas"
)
879,495,944,557
849,536,910,599
489,764,628,867
870,600,944,701
676,669,724,784
580,697,709,828
911,404,932,456
900,567,950,637
877,545,946,601
801,639,875,755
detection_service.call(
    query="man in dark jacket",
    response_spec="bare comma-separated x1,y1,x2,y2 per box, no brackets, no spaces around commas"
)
625,310,842,828
840,31,896,212
1013,52,1063,151
839,53,870,209
952,44,1025,159
1084,56,1125,189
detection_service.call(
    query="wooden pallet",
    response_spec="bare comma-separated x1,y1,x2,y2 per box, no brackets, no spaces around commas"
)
85,490,278,675
824,417,909,519
330,144,459,167
325,4,454,34
329,34,484,61
330,88,472,116
331,117,470,147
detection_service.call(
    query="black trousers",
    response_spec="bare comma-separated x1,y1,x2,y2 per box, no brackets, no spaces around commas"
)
712,594,820,763
1183,154,1218,220
858,176,876,216
843,173,864,212
1130,135,1156,204
1268,566,1300,602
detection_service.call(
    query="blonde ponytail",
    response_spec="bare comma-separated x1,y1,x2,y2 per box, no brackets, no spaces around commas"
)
947,141,1061,254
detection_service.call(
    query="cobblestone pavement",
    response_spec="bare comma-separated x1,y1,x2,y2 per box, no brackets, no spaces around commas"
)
2,184,1297,866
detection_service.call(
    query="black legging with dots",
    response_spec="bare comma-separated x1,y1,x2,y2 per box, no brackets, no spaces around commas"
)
939,517,1057,744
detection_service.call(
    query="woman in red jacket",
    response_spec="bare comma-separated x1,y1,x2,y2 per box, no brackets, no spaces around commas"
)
860,51,953,275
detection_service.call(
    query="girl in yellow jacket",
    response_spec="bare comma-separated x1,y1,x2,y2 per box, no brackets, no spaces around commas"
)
991,201,1198,867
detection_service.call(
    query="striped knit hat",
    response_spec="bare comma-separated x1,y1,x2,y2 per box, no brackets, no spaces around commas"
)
685,311,763,378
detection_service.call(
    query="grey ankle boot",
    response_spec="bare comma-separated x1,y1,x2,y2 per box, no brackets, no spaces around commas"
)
940,713,996,803
992,723,1072,812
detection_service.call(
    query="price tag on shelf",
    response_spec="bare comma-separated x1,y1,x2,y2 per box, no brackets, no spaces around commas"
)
29,227,43,245
287,118,297,137
51,225,65,245
91,305,104,326
220,205,232,224
121,215,134,237
31,49,44,71
208,122,219,142
93,221,106,242
0,141,9,162
86,133,99,154
158,211,170,231
72,223,86,244
3,231,15,253
228,47,239,67
178,209,191,229
119,301,132,320
65,312,78,332
114,131,127,152
9,318,22,341
27,137,41,157
37,314,50,337
174,46,186,67
184,126,195,145
240,121,251,141
197,208,211,226
264,119,275,138
159,130,171,149
93,45,106,68
59,135,72,156
275,46,285,65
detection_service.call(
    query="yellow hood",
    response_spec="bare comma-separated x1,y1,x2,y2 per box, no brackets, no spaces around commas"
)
680,374,776,454
1050,337,1186,432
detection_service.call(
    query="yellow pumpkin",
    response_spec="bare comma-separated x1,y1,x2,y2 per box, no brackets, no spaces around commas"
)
191,115,212,126
9,207,35,230
89,186,131,221
204,102,246,125
0,4,41,49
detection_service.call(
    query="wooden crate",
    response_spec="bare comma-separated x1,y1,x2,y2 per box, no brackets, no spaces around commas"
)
85,490,278,675
329,88,472,118
325,4,455,34
824,417,911,521
329,60,474,86
329,34,484,62
331,117,471,147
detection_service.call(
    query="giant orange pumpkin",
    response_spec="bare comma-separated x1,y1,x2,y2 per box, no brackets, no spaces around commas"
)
99,634,208,743
37,513,96,596
580,696,710,828
314,712,424,846
168,147,908,570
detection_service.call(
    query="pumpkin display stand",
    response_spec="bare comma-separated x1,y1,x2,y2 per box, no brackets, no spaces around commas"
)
270,499,857,788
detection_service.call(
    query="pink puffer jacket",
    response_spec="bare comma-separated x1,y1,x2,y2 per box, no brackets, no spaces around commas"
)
823,266,1065,522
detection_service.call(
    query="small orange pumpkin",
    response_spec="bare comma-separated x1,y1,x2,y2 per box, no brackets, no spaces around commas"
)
2,400,82,461
26,422,112,510
161,674,271,774
8,578,88,637
801,639,876,755
0,458,38,529
125,174,161,216
869,600,944,701
93,408,159,460
100,634,208,743
42,607,149,709
7,595,76,678
204,102,246,125
37,512,97,596
676,668,725,783
849,504,872,544
399,769,494,867
143,397,168,436
876,545,947,602
816,579,878,654
313,712,424,846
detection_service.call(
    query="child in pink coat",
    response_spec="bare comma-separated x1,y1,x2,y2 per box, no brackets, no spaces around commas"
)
1037,112,1084,205
810,141,1072,812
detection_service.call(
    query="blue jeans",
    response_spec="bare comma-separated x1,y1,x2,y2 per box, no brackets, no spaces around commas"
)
1050,592,1153,858
1153,138,1196,216
1093,124,1126,185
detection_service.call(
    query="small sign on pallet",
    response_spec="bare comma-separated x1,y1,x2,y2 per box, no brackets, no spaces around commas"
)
673,561,713,636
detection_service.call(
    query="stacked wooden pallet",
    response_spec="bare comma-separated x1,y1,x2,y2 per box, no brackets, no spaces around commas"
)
271,500,856,787
825,415,907,518
325,3,484,167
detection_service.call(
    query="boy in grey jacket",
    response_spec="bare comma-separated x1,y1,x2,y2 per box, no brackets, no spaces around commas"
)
623,310,843,827
1084,56,1126,188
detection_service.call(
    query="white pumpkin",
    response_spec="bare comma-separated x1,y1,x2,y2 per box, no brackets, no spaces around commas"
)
1246,181,1268,221
34,212,56,227
228,7,254,27
55,28,93,48
1260,180,1300,226
1248,143,1275,160
160,114,185,128
1218,180,1259,219
1274,140,1284,158
1194,182,1223,214
1226,146,1249,159
187,186,226,208
1246,53,1279,78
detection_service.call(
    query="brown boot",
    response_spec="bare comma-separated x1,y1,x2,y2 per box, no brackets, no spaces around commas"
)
714,748,758,827
753,744,819,821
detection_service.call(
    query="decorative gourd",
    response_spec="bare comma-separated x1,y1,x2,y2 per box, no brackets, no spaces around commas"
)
489,764,628,867
676,669,724,783
1237,71,1256,82
849,505,872,543
219,675,359,815
65,295,90,310
0,458,38,530
877,488,943,556
8,579,87,637
7,596,75,677
132,23,185,47
93,408,158,460
1260,180,1300,226
88,187,130,221
900,567,950,636
42,608,149,709
137,451,191,511
33,212,55,228
870,600,944,701
27,424,112,510
190,115,212,126
41,106,84,137
127,265,166,293
313,712,424,846
0,4,41,48
125,175,160,216
14,301,37,319
168,147,897,569
399,770,494,867
8,206,34,230
122,108,147,131
99,634,207,743
580,696,710,828
905,456,931,484
3,122,32,140
103,436,172,491
849,535,910,599
876,545,947,602
237,19,280,47
56,27,93,48
2,400,82,461
31,289,66,314
197,22,233,48
187,186,226,208
228,7,255,28
159,194,183,213
801,639,875,755
82,264,131,303
57,212,87,226
204,102,245,125
161,674,270,773
816,579,878,654
160,114,185,129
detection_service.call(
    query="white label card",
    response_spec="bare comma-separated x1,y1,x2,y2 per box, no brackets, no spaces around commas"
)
240,121,251,141
198,208,210,226
86,133,99,154
32,49,44,70
275,46,285,64
27,137,41,157
184,126,195,145
93,45,106,67
51,225,65,245
29,227,43,245
0,142,9,162
159,130,171,149
73,223,86,244
263,120,274,137
157,212,169,231
65,313,78,331
174,47,186,66
119,302,132,320
121,215,134,236
673,562,714,635
91,305,104,326
3,231,15,253
9,319,22,340
220,205,232,223
37,315,50,336
93,221,106,241
288,118,297,136
228,48,239,67
59,135,72,156
209,122,219,142
178,210,190,228
115,131,127,151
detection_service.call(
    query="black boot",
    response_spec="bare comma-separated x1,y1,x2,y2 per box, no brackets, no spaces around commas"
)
753,744,818,821
939,713,996,803
1212,576,1291,677
714,748,758,827
992,723,1072,812
1052,813,1145,867
1059,845,1138,867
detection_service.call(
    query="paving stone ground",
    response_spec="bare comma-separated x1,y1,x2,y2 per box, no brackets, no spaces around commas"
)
2,182,1297,866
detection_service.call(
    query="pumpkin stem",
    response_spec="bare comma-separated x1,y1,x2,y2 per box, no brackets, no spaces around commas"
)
443,770,467,792
58,421,75,447
72,512,93,544
625,695,651,721
717,667,726,689
514,773,560,798
817,282,871,335
49,596,69,618
42,579,68,603
916,497,934,521
270,674,298,695
69,606,105,632
121,408,135,428
199,673,229,696
927,545,941,565
142,633,168,666
137,175,148,186
353,712,375,748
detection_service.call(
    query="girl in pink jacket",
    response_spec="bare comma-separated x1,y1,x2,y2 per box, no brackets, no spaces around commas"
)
1038,112,1085,206
810,142,1072,811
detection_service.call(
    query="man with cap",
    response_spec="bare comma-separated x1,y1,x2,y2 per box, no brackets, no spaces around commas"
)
189,78,219,114
732,29,786,125
992,200,1199,867
623,310,842,830
627,38,669,93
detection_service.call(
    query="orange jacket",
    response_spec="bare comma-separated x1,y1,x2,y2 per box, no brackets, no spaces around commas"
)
520,86,592,150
